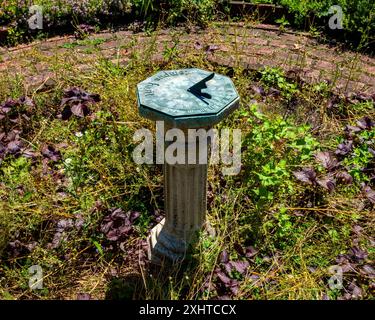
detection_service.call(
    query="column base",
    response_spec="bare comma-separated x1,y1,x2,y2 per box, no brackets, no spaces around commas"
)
147,218,189,265
147,218,215,265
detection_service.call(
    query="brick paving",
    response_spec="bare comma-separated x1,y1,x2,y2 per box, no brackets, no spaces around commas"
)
0,22,374,95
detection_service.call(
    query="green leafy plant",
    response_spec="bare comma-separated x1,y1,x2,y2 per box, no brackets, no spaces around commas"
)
162,41,180,62
342,129,375,183
243,104,319,204
260,67,298,100
275,15,290,32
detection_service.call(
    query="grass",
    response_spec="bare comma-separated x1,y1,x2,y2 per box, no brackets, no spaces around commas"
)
0,18,374,300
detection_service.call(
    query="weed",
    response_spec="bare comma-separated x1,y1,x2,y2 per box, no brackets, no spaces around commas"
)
260,67,298,100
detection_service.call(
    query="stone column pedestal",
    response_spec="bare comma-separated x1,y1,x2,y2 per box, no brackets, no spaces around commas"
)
137,68,240,265
148,129,209,264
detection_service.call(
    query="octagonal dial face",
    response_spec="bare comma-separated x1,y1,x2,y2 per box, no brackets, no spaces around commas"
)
138,68,239,118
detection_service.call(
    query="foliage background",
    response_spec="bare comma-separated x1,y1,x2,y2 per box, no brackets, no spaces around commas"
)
1,0,374,47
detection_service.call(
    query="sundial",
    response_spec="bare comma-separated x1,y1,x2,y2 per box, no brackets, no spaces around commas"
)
137,68,240,128
136,68,241,264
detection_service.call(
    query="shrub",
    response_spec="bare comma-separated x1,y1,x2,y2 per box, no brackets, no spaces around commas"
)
249,0,374,48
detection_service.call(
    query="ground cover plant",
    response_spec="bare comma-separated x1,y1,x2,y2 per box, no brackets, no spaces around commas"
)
0,8,374,300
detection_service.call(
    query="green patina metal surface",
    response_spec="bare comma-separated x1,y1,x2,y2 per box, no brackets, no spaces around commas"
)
137,68,240,128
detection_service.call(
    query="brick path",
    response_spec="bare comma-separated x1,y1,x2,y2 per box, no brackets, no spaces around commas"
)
0,22,374,95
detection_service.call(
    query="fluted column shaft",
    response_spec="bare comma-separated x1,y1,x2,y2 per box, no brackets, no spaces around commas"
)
148,126,210,263
163,161,207,240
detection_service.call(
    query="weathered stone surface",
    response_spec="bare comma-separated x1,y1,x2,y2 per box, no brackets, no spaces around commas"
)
137,68,240,128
